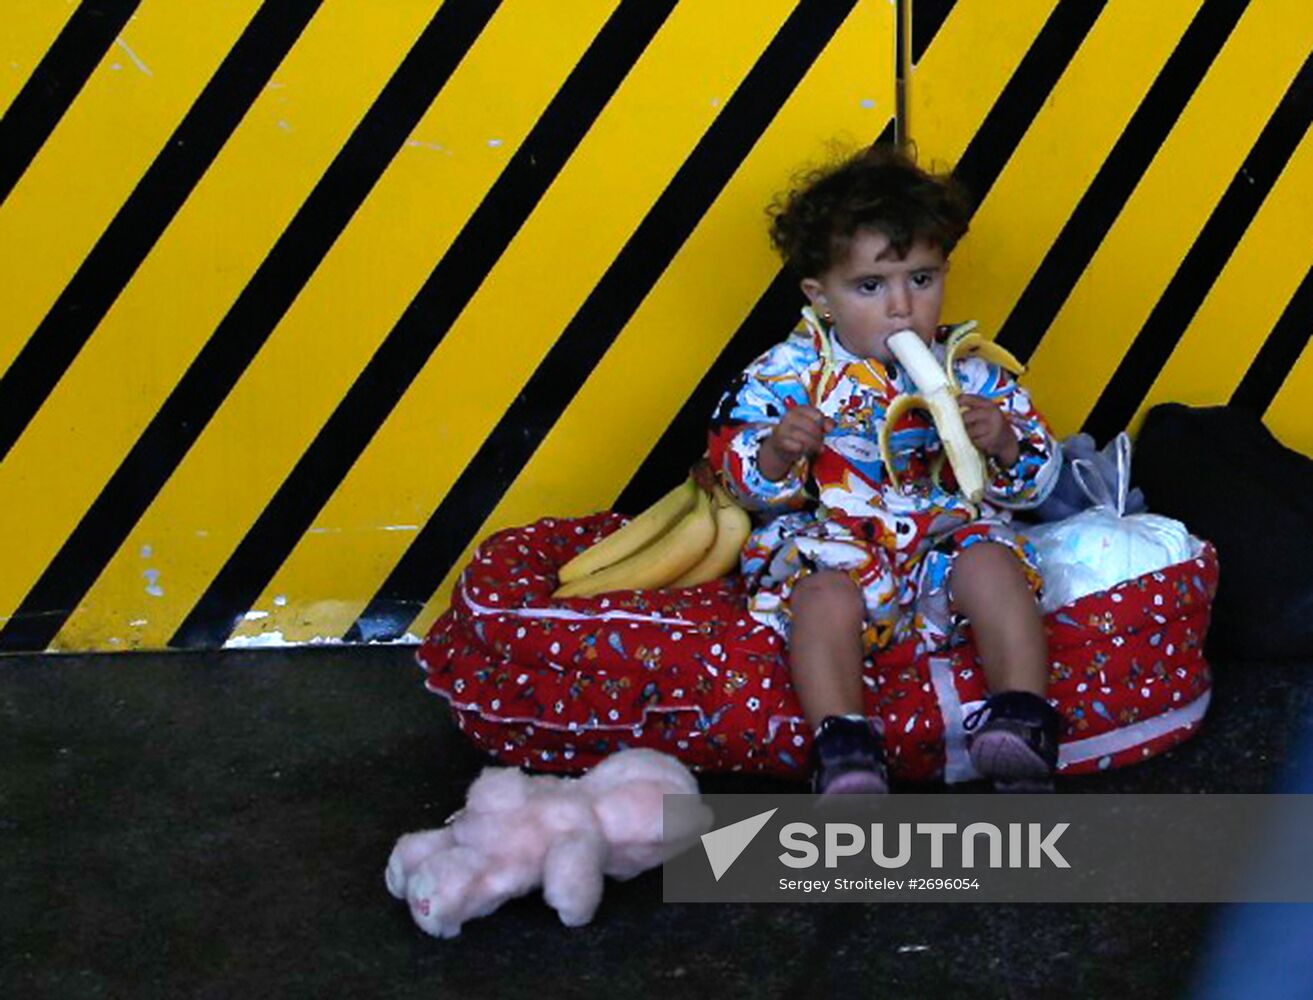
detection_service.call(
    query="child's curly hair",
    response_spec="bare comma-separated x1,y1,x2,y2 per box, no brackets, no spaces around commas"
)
768,145,971,278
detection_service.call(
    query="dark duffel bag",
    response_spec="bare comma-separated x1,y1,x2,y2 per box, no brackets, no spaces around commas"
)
1133,403,1313,661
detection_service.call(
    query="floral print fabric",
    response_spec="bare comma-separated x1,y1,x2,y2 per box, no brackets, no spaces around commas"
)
417,513,1218,783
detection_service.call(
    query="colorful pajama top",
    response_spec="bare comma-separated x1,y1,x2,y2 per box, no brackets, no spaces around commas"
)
707,310,1061,656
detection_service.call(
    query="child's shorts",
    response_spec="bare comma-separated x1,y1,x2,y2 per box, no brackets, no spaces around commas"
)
742,512,1043,656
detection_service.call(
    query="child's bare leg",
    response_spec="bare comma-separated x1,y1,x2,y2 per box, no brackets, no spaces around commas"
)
950,541,1060,791
949,541,1047,696
788,570,866,729
789,570,887,795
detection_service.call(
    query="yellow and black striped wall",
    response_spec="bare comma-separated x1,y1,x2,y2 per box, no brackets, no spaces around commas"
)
1,0,1309,654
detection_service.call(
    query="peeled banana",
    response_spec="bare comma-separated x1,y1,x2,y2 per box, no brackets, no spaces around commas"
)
670,483,753,587
553,485,717,598
556,476,697,584
878,325,1026,504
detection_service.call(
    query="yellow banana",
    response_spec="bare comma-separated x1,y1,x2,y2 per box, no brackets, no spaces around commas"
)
556,476,697,584
879,329,987,502
553,487,717,598
671,483,752,587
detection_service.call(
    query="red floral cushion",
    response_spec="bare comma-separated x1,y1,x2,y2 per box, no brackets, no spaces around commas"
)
418,513,1217,783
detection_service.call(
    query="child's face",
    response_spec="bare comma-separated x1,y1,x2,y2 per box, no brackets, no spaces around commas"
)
801,229,947,364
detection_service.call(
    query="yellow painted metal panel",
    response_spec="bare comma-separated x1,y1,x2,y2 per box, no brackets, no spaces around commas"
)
412,0,896,634
1021,0,1313,438
1265,341,1313,453
12,0,1312,652
231,0,806,643
0,1,437,626
904,0,1053,172
56,0,619,650
0,0,262,374
0,0,79,116
1130,132,1313,444
941,0,1201,335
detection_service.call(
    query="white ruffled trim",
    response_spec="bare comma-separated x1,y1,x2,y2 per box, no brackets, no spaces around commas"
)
460,580,699,627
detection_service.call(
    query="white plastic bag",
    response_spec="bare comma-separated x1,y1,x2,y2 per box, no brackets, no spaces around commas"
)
1019,434,1197,613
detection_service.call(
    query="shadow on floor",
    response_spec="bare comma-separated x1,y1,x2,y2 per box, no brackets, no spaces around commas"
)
2,644,1308,999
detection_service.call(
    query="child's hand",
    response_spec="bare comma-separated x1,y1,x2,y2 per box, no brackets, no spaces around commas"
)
959,395,1020,467
760,405,835,481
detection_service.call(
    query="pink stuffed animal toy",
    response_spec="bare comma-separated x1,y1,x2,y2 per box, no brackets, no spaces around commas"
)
386,748,711,938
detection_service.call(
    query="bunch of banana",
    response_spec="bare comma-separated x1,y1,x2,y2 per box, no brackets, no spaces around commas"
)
877,323,1027,503
553,474,753,599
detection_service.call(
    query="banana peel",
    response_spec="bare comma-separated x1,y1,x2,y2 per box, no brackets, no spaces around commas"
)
943,322,1027,378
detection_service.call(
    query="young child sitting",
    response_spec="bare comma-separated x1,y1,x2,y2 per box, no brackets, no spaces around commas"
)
707,145,1063,794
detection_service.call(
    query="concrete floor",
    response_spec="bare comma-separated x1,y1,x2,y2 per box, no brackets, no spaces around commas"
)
3,643,1310,999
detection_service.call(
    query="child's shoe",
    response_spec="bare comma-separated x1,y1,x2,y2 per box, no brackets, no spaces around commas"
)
810,715,889,795
963,691,1061,793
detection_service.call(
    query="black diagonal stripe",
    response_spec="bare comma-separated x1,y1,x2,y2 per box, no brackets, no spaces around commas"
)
347,0,862,644
1083,51,1313,444
910,0,956,66
165,0,679,651
615,270,804,516
0,0,502,653
0,0,140,204
995,0,1248,363
616,118,897,518
0,0,321,464
951,0,1104,212
1231,263,1313,418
